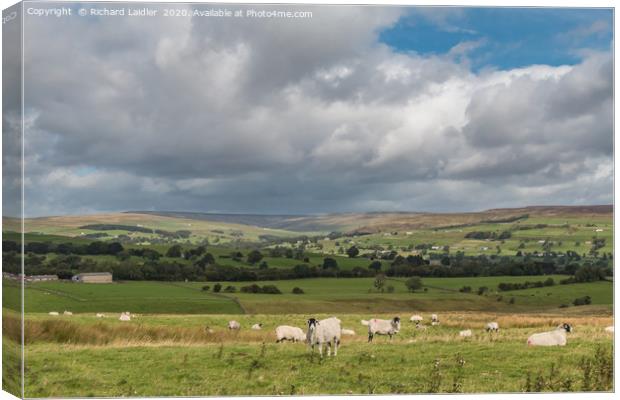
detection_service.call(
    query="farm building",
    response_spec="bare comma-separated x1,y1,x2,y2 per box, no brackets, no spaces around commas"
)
72,272,113,283
28,275,59,282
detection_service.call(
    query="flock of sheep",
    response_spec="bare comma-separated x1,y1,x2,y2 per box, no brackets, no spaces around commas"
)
222,313,614,356
48,310,134,321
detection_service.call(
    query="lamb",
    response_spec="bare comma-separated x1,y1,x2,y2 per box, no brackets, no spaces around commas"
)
605,326,614,333
228,320,241,330
368,317,401,342
431,314,439,326
275,325,306,343
251,323,263,330
341,328,356,336
527,323,572,346
119,312,131,321
459,329,472,337
306,317,341,357
486,322,499,332
361,319,370,326
63,311,73,316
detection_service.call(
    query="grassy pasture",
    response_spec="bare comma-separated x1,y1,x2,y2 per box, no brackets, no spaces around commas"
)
10,310,613,397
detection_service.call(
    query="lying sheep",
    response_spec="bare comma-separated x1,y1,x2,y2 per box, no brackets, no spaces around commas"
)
228,320,241,330
96,313,105,318
119,312,131,321
459,329,472,337
368,317,401,342
416,324,428,331
48,311,59,316
63,310,73,316
251,323,263,330
486,322,499,332
341,328,356,336
307,317,341,357
275,325,306,343
361,319,370,326
527,323,572,346
410,315,423,324
605,326,614,333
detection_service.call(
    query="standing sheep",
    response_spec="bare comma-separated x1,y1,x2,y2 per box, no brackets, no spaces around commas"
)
368,317,401,342
431,314,439,326
306,317,341,357
251,323,263,330
527,323,572,346
228,320,241,330
275,326,306,343
486,322,499,332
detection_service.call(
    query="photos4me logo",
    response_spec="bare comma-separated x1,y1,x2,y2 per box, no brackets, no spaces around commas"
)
3,10,17,24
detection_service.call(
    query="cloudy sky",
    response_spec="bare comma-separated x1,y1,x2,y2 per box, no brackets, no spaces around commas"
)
2,4,613,217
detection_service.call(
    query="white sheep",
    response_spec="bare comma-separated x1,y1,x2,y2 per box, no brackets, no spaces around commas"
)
410,315,423,324
307,317,341,357
431,314,439,325
341,328,356,336
48,311,59,316
605,326,613,333
119,312,131,321
486,322,499,332
228,320,241,330
459,329,472,337
63,311,73,316
275,325,306,343
96,313,105,318
360,319,369,326
251,323,263,330
527,323,572,346
368,317,401,342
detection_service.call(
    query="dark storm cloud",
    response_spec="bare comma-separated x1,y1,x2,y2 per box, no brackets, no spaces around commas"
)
12,4,613,217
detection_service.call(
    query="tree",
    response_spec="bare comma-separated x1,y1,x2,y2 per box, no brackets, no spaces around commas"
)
346,246,360,258
322,257,338,270
247,250,263,265
166,244,183,258
368,260,382,272
202,285,210,291
374,273,386,292
405,276,423,292
292,287,304,294
213,283,222,293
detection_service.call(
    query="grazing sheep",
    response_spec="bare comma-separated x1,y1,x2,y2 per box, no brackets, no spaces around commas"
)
228,320,241,330
410,315,423,324
307,317,341,357
251,323,263,330
368,317,401,342
119,312,131,321
431,314,439,325
96,313,105,318
361,319,370,326
459,329,472,337
63,311,73,316
527,323,572,346
605,326,614,333
341,328,356,336
275,325,306,343
486,322,500,332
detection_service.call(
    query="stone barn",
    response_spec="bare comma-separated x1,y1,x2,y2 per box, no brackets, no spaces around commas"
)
72,272,113,283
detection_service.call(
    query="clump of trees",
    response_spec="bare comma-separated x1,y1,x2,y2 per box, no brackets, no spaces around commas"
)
239,284,282,294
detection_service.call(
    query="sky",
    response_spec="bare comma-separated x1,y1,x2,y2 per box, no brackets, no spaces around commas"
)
2,4,614,217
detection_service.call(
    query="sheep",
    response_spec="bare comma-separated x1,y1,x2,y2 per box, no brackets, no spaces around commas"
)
119,312,131,321
527,323,572,346
48,311,59,316
341,328,356,336
459,329,472,337
361,319,370,326
416,324,428,331
63,311,73,316
367,317,401,342
605,326,614,333
228,320,241,330
431,314,439,326
410,315,423,324
251,323,263,330
96,313,105,318
205,325,215,334
275,325,306,343
306,317,341,357
486,322,499,332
